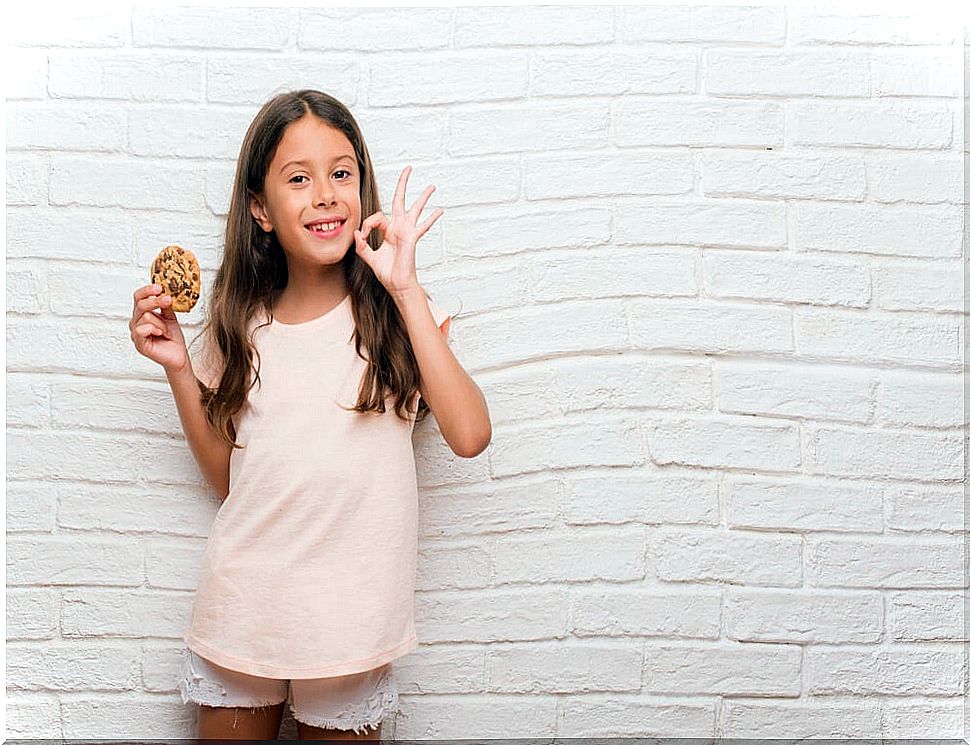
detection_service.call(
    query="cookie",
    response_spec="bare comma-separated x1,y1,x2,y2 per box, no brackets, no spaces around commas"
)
150,245,200,313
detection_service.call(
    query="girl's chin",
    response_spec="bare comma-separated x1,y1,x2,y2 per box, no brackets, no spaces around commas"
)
282,237,350,263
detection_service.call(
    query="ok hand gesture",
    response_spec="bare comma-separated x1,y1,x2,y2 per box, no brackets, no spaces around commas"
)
353,165,444,300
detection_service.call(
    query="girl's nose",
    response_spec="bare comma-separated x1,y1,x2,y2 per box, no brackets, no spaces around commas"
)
314,184,336,206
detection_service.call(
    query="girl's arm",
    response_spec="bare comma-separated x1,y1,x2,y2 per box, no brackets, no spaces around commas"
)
165,362,233,499
395,286,491,458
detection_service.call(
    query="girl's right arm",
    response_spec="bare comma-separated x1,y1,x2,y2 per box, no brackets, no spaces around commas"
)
130,283,231,500
165,362,232,500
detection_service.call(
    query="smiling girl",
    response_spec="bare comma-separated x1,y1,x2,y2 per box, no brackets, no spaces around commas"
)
128,89,491,740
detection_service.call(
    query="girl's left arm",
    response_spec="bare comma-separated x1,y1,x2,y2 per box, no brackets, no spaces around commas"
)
394,285,491,458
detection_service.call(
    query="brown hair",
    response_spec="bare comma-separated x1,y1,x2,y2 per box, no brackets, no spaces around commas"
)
189,89,444,449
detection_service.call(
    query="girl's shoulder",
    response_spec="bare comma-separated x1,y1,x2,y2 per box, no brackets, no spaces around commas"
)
191,306,268,388
190,325,224,389
252,302,271,328
424,292,453,332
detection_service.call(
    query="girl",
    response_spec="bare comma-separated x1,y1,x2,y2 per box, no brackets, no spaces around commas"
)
129,89,491,740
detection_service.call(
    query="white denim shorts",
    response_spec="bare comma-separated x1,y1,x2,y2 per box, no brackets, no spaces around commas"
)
177,648,400,735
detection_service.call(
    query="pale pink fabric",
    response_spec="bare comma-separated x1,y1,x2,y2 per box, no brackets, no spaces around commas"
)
182,291,451,678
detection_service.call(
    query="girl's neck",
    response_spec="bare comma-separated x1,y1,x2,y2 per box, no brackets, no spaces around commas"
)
272,280,350,325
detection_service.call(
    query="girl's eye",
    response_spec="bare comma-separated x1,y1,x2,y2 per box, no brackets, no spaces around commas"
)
289,170,352,184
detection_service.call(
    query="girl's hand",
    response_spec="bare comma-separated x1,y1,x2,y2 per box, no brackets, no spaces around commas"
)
129,284,189,373
353,165,444,299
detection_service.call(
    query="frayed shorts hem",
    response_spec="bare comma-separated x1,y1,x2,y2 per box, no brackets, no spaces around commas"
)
178,648,400,733
287,672,400,735
177,676,287,709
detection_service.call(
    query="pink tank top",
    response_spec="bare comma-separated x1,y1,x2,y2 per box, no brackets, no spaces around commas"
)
183,291,451,678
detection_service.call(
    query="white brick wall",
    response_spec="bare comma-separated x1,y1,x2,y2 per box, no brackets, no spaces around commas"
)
5,4,966,740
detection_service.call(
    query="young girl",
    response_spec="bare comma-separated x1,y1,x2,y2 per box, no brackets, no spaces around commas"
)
129,89,491,740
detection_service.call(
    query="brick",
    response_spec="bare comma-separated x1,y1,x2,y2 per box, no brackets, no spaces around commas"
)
643,642,801,695
726,477,882,532
807,537,965,589
724,588,883,643
655,529,801,586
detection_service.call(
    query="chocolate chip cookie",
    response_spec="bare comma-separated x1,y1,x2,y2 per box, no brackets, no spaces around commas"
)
150,245,200,312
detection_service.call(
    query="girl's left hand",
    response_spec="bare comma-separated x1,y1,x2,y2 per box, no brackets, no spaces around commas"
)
353,165,444,299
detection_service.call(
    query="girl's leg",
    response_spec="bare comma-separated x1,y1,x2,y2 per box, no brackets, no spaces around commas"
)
296,720,381,741
198,702,286,740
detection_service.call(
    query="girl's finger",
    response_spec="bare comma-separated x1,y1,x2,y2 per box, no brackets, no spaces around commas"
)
140,287,167,307
354,229,373,258
135,323,162,338
392,165,411,217
138,314,171,339
369,210,392,233
409,184,436,221
361,211,383,233
415,207,444,239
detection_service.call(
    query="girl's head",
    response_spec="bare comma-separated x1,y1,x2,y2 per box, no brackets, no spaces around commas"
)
193,89,437,449
237,91,374,297
248,114,362,289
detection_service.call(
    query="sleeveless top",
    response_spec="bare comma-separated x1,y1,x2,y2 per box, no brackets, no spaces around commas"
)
182,291,451,678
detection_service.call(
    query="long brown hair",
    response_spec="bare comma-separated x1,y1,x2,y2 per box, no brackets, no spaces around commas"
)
189,89,442,450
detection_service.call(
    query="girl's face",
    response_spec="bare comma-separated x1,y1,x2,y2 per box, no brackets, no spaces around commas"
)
250,115,362,272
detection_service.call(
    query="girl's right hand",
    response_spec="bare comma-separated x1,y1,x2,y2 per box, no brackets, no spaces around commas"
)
130,284,189,373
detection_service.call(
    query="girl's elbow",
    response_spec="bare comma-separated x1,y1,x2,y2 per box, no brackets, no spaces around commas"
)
455,427,491,458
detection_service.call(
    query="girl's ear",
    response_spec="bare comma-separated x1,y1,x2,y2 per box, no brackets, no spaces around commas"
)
249,194,272,232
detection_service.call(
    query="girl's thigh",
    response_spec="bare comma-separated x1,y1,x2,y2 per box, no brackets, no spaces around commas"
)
198,702,286,740
288,662,400,737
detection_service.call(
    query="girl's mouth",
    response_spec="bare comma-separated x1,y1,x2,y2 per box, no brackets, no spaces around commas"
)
305,220,346,239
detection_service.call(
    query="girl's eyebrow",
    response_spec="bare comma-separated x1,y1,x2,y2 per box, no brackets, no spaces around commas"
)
279,155,355,173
